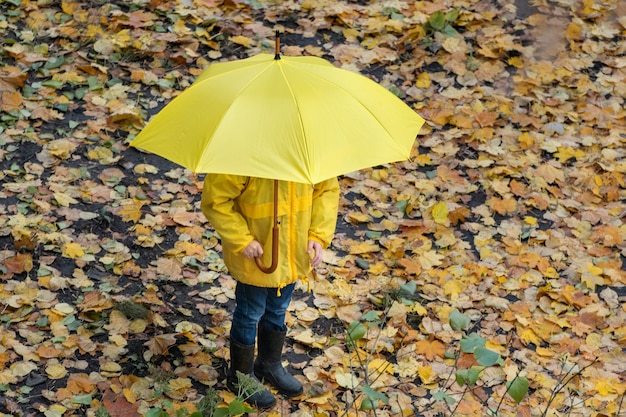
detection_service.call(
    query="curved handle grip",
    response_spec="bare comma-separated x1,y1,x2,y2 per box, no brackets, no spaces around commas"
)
254,179,279,274
254,225,279,274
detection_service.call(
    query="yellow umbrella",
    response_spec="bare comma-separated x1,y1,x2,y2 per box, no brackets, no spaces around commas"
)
130,35,425,272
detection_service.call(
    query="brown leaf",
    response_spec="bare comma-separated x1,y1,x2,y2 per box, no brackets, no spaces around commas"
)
103,387,140,417
144,333,178,357
414,339,445,361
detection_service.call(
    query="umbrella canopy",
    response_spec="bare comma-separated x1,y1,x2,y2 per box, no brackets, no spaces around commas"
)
130,52,425,184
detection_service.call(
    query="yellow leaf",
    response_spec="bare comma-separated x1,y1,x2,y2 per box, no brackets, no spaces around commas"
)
431,201,449,224
292,329,327,348
417,365,437,384
519,327,542,346
46,363,68,379
554,146,585,163
305,389,334,404
581,262,604,291
87,146,114,162
54,191,79,207
443,280,463,298
517,132,534,148
595,379,619,397
335,372,359,389
368,358,393,374
394,355,419,378
230,35,255,48
129,319,148,334
542,267,559,278
348,241,380,254
415,153,432,166
408,303,427,316
11,361,38,377
419,250,444,269
47,139,77,159
117,200,145,223
415,72,431,89
101,364,122,377
342,28,359,41
62,242,85,259
134,163,159,174
168,377,193,391
524,216,537,225
347,212,371,223
535,347,555,357
123,387,137,403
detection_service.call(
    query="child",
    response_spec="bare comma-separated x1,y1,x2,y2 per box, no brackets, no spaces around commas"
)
201,174,340,409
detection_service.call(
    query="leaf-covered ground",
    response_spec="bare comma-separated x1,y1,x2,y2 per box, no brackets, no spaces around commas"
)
0,0,625,416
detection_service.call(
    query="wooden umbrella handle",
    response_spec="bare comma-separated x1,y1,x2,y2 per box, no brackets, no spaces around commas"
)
255,179,279,274
274,30,281,60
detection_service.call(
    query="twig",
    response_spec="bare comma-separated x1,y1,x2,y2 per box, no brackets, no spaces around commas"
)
542,357,598,417
494,334,520,414
617,391,625,416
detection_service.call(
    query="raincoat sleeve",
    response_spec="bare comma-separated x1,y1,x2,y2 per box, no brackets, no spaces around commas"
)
200,174,255,254
309,177,340,248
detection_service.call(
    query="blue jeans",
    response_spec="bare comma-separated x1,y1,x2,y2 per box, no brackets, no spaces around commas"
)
230,282,295,346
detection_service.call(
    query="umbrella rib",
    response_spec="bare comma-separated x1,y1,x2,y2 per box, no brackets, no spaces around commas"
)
197,63,279,171
277,63,312,179
286,61,414,158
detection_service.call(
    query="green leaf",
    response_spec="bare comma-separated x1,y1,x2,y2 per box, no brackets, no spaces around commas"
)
399,280,417,296
360,397,376,410
362,384,388,404
360,385,389,410
445,9,460,22
228,400,247,415
429,11,446,31
449,309,470,331
395,199,408,213
213,407,230,417
507,376,529,404
44,56,65,69
432,390,455,404
460,332,485,353
72,394,92,405
41,80,64,89
144,408,167,417
474,346,500,366
348,321,366,341
355,257,369,269
361,310,380,322
442,25,459,36
456,366,482,386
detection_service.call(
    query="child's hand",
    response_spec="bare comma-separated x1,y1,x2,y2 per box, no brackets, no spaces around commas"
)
243,240,263,258
307,240,323,267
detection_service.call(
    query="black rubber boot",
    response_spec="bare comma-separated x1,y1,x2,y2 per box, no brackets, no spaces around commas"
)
254,327,304,397
227,339,276,409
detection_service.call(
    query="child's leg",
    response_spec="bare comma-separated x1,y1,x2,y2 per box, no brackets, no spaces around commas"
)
258,282,295,331
255,283,303,397
228,282,275,409
231,282,268,345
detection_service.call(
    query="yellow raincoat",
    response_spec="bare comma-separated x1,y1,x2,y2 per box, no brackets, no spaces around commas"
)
201,174,340,289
